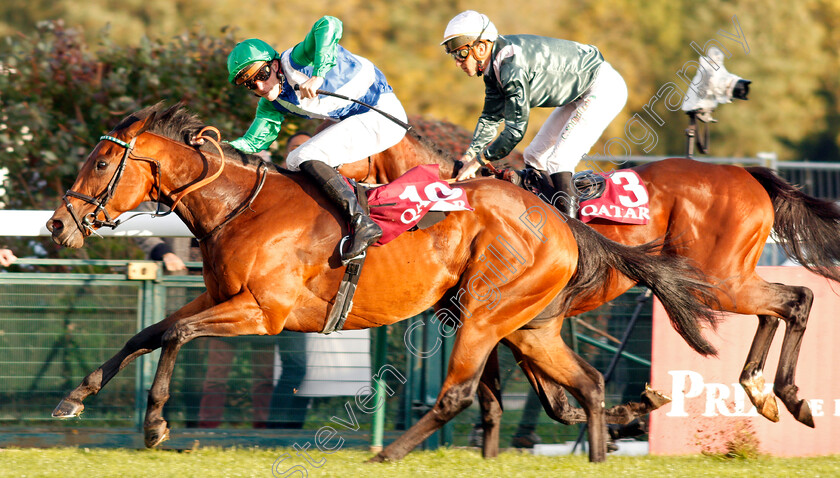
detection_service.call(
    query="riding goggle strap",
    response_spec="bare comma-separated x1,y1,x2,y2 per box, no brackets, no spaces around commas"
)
62,135,137,235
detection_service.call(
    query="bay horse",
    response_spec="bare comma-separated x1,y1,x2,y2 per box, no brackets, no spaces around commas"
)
44,103,719,463
344,127,840,457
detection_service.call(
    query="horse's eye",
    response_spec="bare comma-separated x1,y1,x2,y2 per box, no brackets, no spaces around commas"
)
96,160,108,170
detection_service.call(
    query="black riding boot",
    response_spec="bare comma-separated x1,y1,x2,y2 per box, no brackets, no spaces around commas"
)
550,171,578,217
299,160,382,263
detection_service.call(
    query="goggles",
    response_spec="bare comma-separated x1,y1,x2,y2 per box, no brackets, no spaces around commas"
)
235,62,272,90
450,46,472,61
444,15,490,61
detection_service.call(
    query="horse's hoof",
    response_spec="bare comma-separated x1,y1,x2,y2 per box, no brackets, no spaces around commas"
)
642,385,672,410
52,398,84,419
755,395,780,423
144,422,171,448
742,373,780,422
793,400,815,428
366,453,389,463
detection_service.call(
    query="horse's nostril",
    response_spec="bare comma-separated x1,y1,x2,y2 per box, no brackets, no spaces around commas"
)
50,219,64,232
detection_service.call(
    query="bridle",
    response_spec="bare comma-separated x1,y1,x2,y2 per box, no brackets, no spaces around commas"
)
61,127,263,241
62,135,140,236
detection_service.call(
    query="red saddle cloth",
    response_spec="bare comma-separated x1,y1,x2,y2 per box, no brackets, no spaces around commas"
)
366,164,473,245
578,170,650,225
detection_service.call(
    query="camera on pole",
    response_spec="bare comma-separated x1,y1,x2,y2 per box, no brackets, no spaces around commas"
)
681,46,751,157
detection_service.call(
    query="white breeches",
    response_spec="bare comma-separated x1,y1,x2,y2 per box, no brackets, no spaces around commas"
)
523,62,628,174
285,92,408,171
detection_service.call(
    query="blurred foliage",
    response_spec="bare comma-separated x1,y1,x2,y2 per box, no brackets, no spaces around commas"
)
0,20,311,259
1,1,839,259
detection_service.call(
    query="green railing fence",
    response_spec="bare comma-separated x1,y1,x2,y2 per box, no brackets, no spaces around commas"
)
0,259,653,449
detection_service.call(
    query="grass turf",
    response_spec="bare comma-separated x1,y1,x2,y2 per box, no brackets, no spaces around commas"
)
1,447,840,477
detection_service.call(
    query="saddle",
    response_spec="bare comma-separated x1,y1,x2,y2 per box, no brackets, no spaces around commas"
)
493,166,650,225
322,165,472,334
494,168,608,207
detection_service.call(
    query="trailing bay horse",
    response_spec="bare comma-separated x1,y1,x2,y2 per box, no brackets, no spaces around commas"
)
45,103,719,463
345,128,840,457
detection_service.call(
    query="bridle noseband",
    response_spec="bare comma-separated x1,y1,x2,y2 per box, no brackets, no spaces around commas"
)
62,135,138,236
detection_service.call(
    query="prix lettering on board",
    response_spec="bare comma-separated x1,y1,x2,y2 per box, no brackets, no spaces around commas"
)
667,370,840,418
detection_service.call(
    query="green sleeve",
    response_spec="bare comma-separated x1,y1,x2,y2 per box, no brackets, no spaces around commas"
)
227,99,284,153
289,16,343,78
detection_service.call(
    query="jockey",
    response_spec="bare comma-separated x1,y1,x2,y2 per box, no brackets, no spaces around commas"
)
443,10,628,215
226,16,408,263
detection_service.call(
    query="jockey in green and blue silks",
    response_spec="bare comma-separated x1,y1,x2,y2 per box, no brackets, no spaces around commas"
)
227,16,407,264
226,16,406,170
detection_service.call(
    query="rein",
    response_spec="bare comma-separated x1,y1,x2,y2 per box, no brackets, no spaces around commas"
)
196,161,269,242
168,126,227,212
359,156,373,183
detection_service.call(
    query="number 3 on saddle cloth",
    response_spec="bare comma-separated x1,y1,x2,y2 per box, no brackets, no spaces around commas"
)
499,167,649,225
322,164,472,335
365,164,473,244
577,170,650,225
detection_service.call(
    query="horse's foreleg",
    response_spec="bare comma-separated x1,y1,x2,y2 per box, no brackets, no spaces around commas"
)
52,292,214,420
143,293,270,448
739,315,781,422
476,345,503,458
771,284,815,427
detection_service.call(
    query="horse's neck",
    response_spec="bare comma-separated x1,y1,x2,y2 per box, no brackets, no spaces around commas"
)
160,151,268,240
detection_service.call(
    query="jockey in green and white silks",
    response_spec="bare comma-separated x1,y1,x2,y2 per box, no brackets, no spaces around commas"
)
227,16,407,263
442,10,627,216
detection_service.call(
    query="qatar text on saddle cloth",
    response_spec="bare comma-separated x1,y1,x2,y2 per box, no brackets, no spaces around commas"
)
366,164,473,245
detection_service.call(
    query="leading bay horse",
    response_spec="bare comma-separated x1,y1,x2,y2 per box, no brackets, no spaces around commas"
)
343,126,840,457
45,104,719,463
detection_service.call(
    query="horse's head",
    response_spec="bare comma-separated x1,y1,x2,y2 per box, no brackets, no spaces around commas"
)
47,108,159,248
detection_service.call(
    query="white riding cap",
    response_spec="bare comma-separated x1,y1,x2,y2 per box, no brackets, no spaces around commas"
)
440,10,498,53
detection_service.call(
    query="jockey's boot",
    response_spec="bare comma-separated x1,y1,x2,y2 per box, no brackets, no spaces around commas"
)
299,160,382,263
550,171,578,217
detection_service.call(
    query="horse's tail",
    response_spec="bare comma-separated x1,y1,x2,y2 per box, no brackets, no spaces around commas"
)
564,218,721,356
746,166,840,283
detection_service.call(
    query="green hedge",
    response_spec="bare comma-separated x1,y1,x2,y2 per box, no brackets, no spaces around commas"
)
0,20,310,260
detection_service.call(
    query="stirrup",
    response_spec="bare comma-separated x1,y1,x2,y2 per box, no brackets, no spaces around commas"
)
339,235,366,265
321,254,366,334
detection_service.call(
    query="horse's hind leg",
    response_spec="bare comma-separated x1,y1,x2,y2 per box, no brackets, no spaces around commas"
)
771,284,815,427
369,323,503,463
475,345,503,458
52,292,214,419
739,315,781,422
731,281,814,427
502,337,670,426
503,324,608,463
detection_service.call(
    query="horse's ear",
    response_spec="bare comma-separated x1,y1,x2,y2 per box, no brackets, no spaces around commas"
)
124,111,157,139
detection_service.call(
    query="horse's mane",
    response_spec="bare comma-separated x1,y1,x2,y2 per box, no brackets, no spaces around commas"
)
403,116,469,167
113,102,282,171
404,127,458,166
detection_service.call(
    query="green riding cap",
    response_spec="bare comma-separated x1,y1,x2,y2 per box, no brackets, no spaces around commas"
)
227,39,279,84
